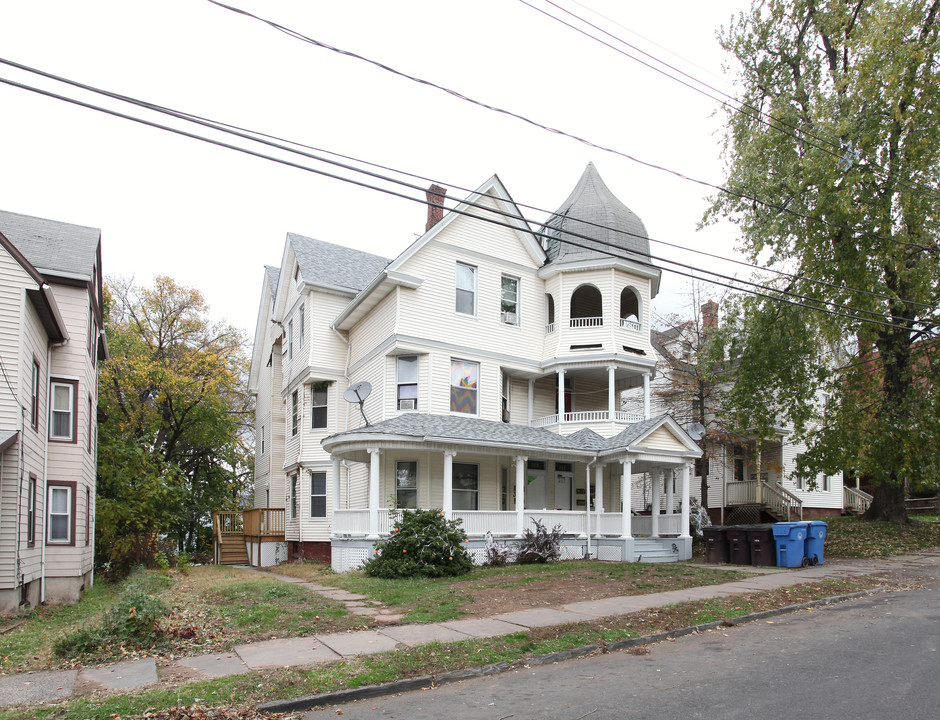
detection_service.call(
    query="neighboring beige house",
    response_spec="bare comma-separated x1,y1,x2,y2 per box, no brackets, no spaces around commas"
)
0,210,105,613
249,165,702,571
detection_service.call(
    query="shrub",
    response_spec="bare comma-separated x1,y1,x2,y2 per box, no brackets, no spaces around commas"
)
484,530,514,566
363,509,474,578
689,497,712,538
516,518,563,563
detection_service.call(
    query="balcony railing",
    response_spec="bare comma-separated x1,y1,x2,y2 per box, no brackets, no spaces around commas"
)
570,316,603,328
545,322,556,334
532,410,645,428
620,318,642,332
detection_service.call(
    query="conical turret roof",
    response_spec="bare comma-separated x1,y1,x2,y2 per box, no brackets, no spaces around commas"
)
541,163,651,264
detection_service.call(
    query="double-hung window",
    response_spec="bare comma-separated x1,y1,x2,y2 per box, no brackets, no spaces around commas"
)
455,262,476,316
30,360,40,430
501,275,519,325
50,380,76,442
396,461,418,509
289,475,298,519
311,383,328,429
291,390,299,436
48,483,74,544
452,463,479,511
450,360,479,415
27,475,36,546
288,319,294,360
397,356,418,411
299,304,305,348
309,471,327,518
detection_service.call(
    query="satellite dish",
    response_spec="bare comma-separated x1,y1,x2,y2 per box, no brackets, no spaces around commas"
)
688,422,706,441
343,381,372,426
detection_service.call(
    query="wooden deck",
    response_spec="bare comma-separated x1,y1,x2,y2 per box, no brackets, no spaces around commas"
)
212,509,285,566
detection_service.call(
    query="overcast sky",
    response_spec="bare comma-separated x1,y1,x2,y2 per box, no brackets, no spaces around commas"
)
0,0,752,338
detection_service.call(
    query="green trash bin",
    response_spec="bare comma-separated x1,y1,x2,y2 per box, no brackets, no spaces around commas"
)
725,525,752,565
703,526,729,563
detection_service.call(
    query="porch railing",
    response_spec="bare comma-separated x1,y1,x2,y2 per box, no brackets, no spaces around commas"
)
844,486,873,515
570,317,603,328
726,480,802,520
243,508,285,537
532,410,644,428
620,319,642,332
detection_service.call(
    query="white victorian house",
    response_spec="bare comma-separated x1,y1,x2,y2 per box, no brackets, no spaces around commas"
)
244,164,702,572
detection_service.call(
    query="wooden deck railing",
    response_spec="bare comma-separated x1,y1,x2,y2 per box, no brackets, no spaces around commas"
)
844,486,873,515
212,509,285,565
726,480,802,520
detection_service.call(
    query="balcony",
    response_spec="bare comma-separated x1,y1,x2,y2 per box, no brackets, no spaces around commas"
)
532,410,645,429
620,318,642,332
570,316,603,328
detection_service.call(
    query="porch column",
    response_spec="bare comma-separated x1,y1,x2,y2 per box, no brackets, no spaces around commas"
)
620,460,633,538
443,450,456,520
607,365,617,420
528,379,535,426
594,463,605,515
643,372,651,419
651,470,661,538
666,469,675,515
514,455,527,537
585,463,593,559
680,463,691,538
331,455,341,512
368,447,381,538
557,369,566,422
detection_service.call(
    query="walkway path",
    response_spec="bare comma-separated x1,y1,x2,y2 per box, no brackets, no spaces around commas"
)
1,553,937,709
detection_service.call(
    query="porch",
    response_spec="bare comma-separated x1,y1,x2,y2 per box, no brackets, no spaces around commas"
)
725,478,803,521
212,508,286,566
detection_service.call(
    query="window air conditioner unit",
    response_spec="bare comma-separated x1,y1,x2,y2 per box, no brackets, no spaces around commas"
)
399,399,417,411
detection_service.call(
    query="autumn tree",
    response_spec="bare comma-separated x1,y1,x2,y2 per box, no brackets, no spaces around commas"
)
706,0,940,522
97,277,252,572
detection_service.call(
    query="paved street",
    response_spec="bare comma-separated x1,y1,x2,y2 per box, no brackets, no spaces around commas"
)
306,555,940,719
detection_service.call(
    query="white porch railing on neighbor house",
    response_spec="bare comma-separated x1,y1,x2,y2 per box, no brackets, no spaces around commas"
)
545,322,556,334
726,480,802,520
844,486,873,515
570,316,603,328
531,410,645,428
620,319,642,332
331,509,684,538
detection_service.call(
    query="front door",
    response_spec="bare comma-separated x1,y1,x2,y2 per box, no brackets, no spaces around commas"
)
554,472,573,510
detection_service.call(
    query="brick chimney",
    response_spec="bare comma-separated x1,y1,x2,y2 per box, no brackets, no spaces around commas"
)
426,184,446,232
701,300,718,329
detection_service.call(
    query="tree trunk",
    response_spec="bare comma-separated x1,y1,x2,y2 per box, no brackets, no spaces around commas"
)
862,480,909,524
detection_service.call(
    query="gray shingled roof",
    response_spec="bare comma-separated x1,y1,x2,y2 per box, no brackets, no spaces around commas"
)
0,209,100,279
0,429,18,453
326,412,672,454
541,163,651,264
288,233,389,293
264,265,280,298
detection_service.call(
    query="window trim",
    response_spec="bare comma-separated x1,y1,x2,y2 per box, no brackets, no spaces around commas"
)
395,460,418,509
287,318,294,360
85,487,92,546
309,471,327,519
500,274,520,326
47,481,76,546
87,394,93,454
27,474,37,547
452,462,479,511
260,424,265,455
299,303,305,348
289,475,298,519
455,262,477,317
397,355,418,411
449,359,480,416
49,379,78,443
291,390,299,436
311,382,329,430
30,357,40,431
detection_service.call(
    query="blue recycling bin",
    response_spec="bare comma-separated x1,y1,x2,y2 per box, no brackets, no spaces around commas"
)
772,522,809,568
804,521,828,565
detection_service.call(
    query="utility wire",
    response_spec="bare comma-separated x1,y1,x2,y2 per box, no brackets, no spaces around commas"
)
204,0,934,253
0,67,933,334
4,55,932,316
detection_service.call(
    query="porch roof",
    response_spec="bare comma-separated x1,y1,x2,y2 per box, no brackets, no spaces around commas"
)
322,413,700,464
0,429,18,453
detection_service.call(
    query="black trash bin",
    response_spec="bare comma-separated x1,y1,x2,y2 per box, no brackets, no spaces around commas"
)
703,526,729,563
745,524,777,566
725,525,752,565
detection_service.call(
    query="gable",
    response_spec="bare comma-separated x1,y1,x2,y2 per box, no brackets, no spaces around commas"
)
641,425,694,453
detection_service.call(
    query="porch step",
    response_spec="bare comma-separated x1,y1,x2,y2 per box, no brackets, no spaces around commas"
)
633,539,681,563
218,537,249,565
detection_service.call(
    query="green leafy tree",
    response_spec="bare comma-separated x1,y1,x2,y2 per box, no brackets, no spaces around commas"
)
97,277,253,573
706,0,940,522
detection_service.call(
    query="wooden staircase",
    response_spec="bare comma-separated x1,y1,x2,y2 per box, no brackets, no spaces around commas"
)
726,479,802,522
217,535,249,565
212,509,285,566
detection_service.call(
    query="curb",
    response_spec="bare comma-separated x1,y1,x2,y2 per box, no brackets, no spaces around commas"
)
259,586,887,714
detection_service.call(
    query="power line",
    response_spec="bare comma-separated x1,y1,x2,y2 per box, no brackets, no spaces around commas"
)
204,0,934,253
0,67,933,333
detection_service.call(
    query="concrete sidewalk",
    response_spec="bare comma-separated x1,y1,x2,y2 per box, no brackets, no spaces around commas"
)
2,553,935,710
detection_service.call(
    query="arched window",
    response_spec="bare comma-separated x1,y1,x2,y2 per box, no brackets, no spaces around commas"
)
570,285,603,327
620,287,641,330
545,294,556,331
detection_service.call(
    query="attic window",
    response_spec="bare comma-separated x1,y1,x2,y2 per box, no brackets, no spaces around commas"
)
571,344,602,350
622,346,646,355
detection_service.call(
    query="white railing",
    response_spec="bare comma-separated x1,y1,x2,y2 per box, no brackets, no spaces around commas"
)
726,481,757,505
525,510,587,536
632,513,682,536
453,511,517,536
844,486,873,515
570,316,603,328
545,322,555,334
532,411,643,427
725,480,802,520
596,512,624,535
332,509,370,535
620,319,642,332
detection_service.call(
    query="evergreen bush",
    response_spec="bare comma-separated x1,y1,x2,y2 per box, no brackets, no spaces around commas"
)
363,508,474,578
